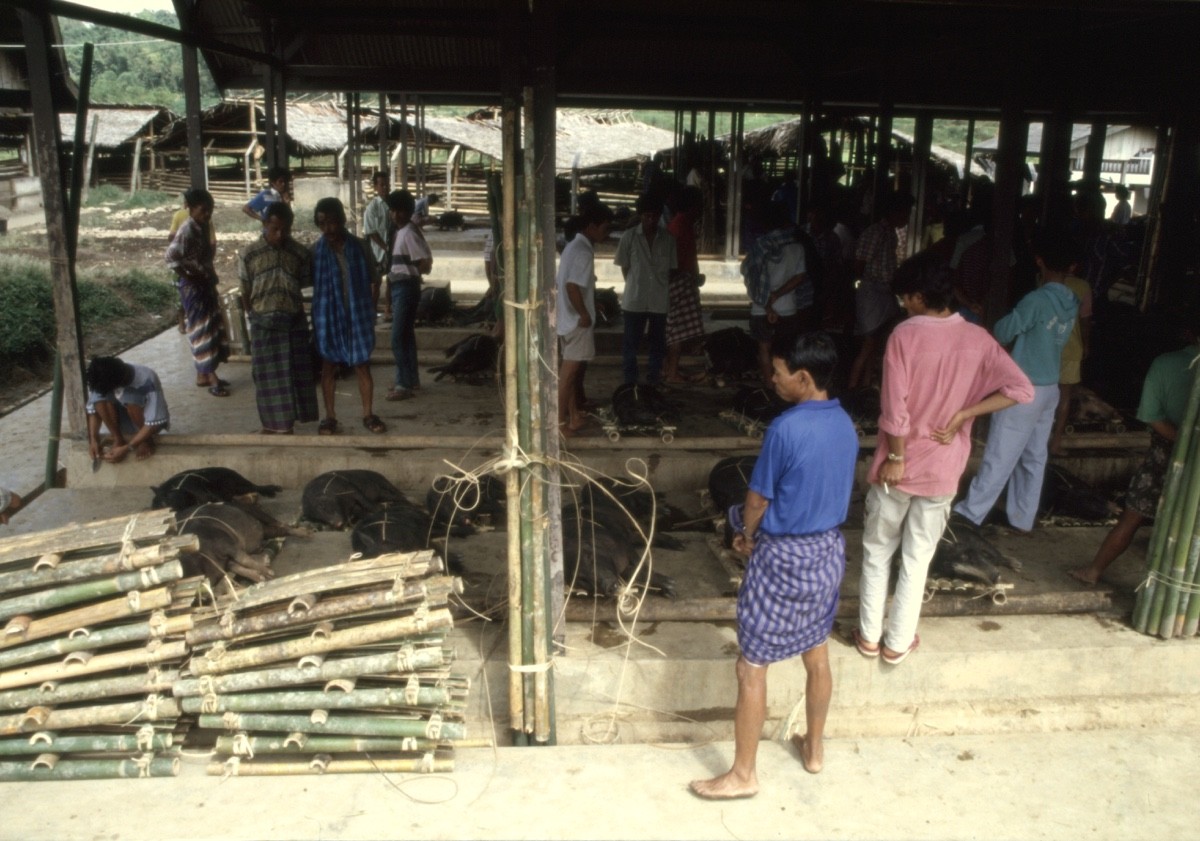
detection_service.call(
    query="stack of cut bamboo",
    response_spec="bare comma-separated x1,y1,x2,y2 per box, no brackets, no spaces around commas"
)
1134,351,1200,638
0,512,200,781
176,550,468,776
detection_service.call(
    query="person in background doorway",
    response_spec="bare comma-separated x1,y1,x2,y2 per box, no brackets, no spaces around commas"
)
362,170,392,320
385,190,433,401
690,332,858,799
615,193,677,385
743,201,813,387
1048,263,1093,457
664,185,706,383
1110,184,1132,226
242,166,292,225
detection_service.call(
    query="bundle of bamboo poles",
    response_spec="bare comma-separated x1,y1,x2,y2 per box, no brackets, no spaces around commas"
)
1133,352,1200,638
175,550,469,776
0,512,200,781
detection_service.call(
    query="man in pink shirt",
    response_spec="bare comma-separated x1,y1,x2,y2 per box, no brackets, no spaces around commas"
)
855,253,1034,664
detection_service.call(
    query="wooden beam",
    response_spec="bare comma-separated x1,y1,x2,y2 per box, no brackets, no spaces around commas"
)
182,44,207,189
985,103,1027,327
19,9,86,438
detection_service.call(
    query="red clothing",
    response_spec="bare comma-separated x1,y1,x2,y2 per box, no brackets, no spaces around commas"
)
668,212,699,275
870,312,1034,496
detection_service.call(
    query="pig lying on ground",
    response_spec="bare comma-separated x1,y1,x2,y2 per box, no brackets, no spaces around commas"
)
730,386,788,426
152,467,282,510
561,502,677,599
611,383,679,427
427,473,506,535
708,455,758,516
301,470,409,529
428,334,498,382
175,502,279,585
416,286,453,324
929,521,1019,586
1039,464,1117,522
703,327,757,384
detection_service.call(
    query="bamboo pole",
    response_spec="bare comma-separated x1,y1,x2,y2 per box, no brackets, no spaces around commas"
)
0,536,197,596
0,613,190,671
0,731,172,756
197,712,465,740
0,756,179,781
0,639,189,692
0,669,179,712
209,755,452,776
0,588,173,650
215,734,438,754
0,697,181,736
0,512,175,566
181,685,452,714
188,611,452,675
0,561,183,622
187,577,460,647
174,646,447,697
226,552,439,612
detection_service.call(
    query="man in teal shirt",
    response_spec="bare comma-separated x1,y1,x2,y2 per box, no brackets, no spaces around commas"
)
1072,317,1199,584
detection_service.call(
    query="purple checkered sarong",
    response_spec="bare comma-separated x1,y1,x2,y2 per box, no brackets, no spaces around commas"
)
730,505,846,665
249,311,319,432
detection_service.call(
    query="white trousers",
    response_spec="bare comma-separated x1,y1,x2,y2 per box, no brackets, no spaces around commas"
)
858,485,954,651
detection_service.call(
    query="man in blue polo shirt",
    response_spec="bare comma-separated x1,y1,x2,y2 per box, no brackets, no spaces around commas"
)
691,331,858,799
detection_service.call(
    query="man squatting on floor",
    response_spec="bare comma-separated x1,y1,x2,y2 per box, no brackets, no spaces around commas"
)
85,356,171,464
691,331,859,800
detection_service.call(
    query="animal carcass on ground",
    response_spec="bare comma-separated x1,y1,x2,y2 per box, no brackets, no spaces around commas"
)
175,502,285,585
152,467,281,510
427,334,498,382
301,470,410,529
703,327,758,385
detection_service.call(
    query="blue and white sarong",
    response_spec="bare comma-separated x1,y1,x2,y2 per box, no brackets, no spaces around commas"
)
730,505,846,665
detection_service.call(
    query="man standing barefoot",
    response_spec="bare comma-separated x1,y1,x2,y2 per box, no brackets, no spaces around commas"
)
690,332,858,799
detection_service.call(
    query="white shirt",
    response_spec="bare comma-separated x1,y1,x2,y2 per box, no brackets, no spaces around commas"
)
614,223,676,314
556,233,596,335
749,242,806,317
362,196,389,266
389,222,432,283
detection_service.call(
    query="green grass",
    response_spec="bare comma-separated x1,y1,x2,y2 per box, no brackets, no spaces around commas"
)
83,185,176,210
110,270,178,310
77,280,131,323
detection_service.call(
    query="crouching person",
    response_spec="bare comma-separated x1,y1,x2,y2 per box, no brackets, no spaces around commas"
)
85,356,170,463
690,332,858,799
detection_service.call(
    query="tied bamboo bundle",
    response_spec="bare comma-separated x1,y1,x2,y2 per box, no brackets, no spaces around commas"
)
1133,350,1200,638
0,512,196,778
184,549,469,776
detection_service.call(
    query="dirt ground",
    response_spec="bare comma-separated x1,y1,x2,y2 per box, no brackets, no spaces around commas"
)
0,200,262,416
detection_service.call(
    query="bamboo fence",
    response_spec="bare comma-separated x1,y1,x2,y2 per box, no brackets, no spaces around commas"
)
178,549,468,776
0,512,195,781
1133,352,1200,638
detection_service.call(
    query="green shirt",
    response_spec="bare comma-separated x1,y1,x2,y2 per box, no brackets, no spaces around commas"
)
239,236,311,315
1137,345,1200,427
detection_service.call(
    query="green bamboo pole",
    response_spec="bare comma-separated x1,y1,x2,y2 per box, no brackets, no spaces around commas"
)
197,712,465,740
188,610,452,675
1156,432,1200,638
173,646,447,696
0,697,181,736
207,755,453,776
0,756,179,781
0,536,197,596
1171,532,1200,636
0,587,174,651
1135,354,1200,633
181,685,453,714
0,669,179,712
0,511,175,567
214,734,438,755
0,639,189,692
0,560,183,622
0,732,172,756
186,577,460,647
0,615,189,671
516,137,536,740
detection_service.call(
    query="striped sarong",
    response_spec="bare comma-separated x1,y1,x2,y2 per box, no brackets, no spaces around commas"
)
249,311,319,432
178,278,229,376
665,272,705,346
730,505,846,665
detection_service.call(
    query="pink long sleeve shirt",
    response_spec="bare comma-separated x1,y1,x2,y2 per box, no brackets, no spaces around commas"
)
869,313,1035,496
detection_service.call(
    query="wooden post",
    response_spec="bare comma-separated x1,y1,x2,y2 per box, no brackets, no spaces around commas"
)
82,114,98,201
985,104,1028,327
273,68,287,170
19,8,86,438
262,71,277,171
1037,111,1073,228
724,110,743,259
1135,122,1172,310
182,43,206,188
1082,120,1108,186
378,93,388,172
399,94,409,190
962,118,976,204
909,112,933,256
872,99,894,217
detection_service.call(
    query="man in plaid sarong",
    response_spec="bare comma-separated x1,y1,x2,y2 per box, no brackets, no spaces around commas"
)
691,332,858,800
239,203,318,434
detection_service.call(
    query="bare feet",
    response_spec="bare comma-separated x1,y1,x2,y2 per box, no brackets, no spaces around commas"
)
133,440,156,461
688,770,758,800
790,734,823,774
1069,566,1100,586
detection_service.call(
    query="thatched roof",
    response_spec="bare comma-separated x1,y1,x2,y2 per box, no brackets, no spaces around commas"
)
155,101,348,155
57,106,177,150
368,108,675,172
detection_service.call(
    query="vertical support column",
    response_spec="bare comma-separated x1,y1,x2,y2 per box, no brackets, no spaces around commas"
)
182,43,207,188
20,9,86,437
262,70,277,171
985,104,1028,326
273,70,287,170
1142,116,1200,311
1082,120,1107,186
1135,122,1172,310
378,94,388,172
909,112,933,257
962,118,976,205
871,100,894,217
795,100,811,224
399,94,409,190
724,110,743,260
1037,111,1073,228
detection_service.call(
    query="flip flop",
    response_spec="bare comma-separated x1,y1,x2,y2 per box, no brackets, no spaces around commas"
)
882,634,920,665
852,628,880,658
197,378,231,388
362,414,386,434
386,388,415,402
318,418,339,436
207,384,230,397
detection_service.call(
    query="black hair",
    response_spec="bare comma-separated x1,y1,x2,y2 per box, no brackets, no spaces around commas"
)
313,197,346,227
565,202,614,240
267,166,292,183
385,189,416,215
372,170,390,184
770,331,838,391
1033,229,1081,272
86,356,131,394
878,189,915,217
425,193,440,204
635,193,661,215
263,202,293,227
1114,184,1130,200
183,187,213,209
893,251,954,311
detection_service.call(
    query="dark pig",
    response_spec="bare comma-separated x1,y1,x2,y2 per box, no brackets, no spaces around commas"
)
428,334,498,382
929,523,1015,586
175,502,278,584
612,383,678,427
302,470,409,529
427,473,506,534
561,504,677,598
708,455,758,515
416,286,453,324
703,327,758,384
1039,464,1117,522
730,386,788,425
152,467,282,510
350,505,433,559
594,287,621,326
436,210,465,231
